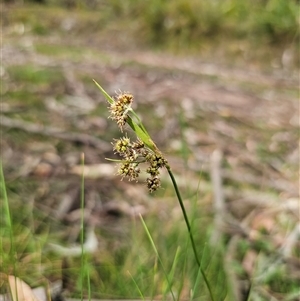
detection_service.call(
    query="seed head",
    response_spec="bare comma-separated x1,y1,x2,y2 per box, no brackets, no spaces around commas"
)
117,162,140,181
147,176,161,193
107,90,168,193
109,92,133,132
113,136,131,156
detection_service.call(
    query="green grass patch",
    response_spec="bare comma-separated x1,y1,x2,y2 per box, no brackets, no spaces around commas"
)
35,43,93,59
7,65,64,86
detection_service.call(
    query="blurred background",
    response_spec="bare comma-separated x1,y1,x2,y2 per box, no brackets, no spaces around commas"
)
1,0,299,300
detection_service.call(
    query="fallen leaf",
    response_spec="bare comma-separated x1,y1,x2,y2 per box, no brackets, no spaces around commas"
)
8,276,42,301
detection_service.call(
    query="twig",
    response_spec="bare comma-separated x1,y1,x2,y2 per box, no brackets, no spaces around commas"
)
210,149,225,246
0,115,110,151
48,227,98,257
209,149,243,300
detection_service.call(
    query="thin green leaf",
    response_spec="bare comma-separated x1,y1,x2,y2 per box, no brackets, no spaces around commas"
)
105,157,146,164
190,266,202,300
126,116,157,152
164,246,181,297
93,80,114,104
128,271,145,300
139,214,176,301
105,158,125,163
130,109,150,136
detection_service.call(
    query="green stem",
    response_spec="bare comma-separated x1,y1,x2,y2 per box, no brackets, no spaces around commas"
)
167,168,200,266
166,167,214,301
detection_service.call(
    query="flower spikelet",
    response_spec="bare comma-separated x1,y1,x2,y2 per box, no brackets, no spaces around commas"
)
109,92,133,132
113,136,132,157
142,151,168,192
107,90,168,192
117,162,140,182
112,135,168,192
147,176,161,193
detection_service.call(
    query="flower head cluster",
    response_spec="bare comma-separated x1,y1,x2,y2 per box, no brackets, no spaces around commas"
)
108,91,168,193
113,136,168,192
109,92,133,132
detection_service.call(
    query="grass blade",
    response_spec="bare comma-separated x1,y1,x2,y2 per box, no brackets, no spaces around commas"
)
139,214,176,301
93,80,114,104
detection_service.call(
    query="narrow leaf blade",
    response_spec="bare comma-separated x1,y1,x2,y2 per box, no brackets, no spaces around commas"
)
93,80,114,104
127,116,156,151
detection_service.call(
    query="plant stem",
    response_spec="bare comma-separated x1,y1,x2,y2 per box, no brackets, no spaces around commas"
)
166,167,200,266
166,167,215,301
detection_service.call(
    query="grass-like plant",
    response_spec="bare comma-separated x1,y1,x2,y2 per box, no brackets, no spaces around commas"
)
94,81,214,300
0,162,17,278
